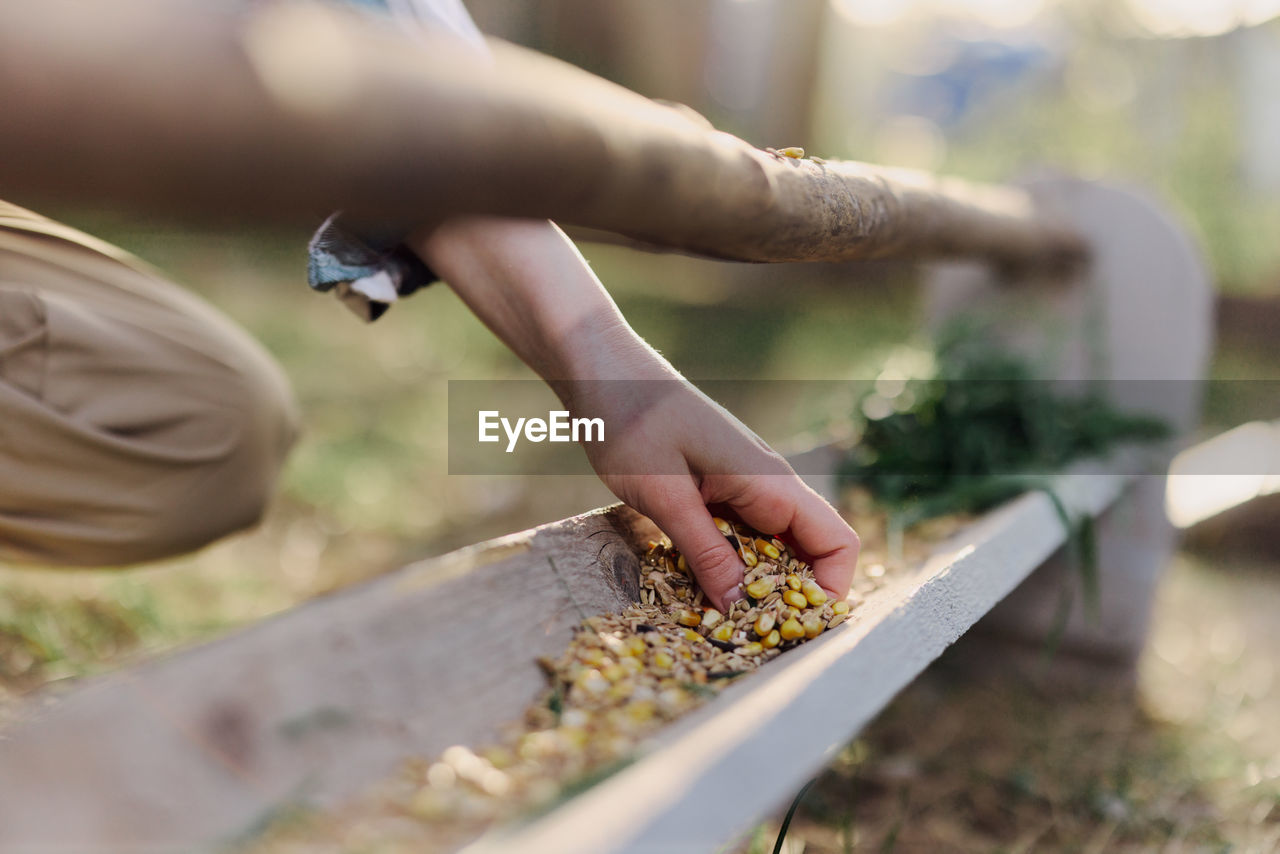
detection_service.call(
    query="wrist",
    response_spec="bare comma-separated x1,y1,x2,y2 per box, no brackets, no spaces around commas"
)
546,314,671,380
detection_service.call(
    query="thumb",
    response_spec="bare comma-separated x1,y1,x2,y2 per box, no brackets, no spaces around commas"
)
646,487,745,612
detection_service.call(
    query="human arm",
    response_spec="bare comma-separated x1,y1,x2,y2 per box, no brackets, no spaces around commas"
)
407,216,860,611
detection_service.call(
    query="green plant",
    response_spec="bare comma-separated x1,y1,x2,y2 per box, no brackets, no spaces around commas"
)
838,325,1170,627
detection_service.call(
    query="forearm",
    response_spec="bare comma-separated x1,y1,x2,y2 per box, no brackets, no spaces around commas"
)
0,0,732,232
407,217,675,394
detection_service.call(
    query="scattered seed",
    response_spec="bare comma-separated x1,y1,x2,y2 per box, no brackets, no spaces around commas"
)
755,538,781,560
783,590,809,610
674,609,702,627
779,617,805,641
273,520,865,851
801,579,829,607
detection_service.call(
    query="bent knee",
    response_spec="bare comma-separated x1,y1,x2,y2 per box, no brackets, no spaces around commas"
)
0,293,300,567
123,361,302,563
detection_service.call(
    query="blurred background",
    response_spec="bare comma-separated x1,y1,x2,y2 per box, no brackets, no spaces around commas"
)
2,0,1278,848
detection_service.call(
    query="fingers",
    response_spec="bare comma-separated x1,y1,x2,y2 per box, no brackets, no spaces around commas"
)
717,476,860,600
787,484,860,599
723,477,795,536
642,479,746,612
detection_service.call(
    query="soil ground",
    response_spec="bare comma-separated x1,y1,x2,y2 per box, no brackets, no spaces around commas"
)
739,550,1280,854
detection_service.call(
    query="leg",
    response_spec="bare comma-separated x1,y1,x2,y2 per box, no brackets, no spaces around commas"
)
0,204,300,566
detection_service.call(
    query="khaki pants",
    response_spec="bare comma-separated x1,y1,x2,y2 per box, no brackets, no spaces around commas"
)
0,201,299,567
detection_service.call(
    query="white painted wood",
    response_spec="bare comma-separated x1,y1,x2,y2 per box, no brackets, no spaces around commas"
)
466,466,1131,854
1166,420,1280,527
925,177,1213,660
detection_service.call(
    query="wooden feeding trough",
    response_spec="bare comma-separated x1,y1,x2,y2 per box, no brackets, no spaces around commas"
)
0,178,1211,853
0,4,1212,852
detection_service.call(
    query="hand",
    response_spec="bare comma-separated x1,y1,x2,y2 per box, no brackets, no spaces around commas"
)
563,364,860,612
409,216,858,610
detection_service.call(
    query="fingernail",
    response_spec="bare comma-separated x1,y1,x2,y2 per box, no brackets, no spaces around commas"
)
719,584,745,610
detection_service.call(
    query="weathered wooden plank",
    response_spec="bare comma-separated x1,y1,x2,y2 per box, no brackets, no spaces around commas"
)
0,506,656,854
466,468,1132,854
0,461,1133,854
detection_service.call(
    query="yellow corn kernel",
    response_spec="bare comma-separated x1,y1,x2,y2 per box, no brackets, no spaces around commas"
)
740,642,764,656
576,669,609,695
626,700,656,724
754,538,781,560
753,612,776,636
832,600,851,615
701,608,723,629
801,579,829,607
652,650,674,670
779,617,805,641
711,622,735,642
682,628,704,644
625,636,648,657
674,609,702,627
482,746,515,770
745,578,774,600
559,726,589,750
677,554,689,574
803,614,825,639
713,517,733,536
781,146,805,158
602,663,626,682
761,629,781,649
741,549,758,568
786,574,802,591
783,590,809,610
